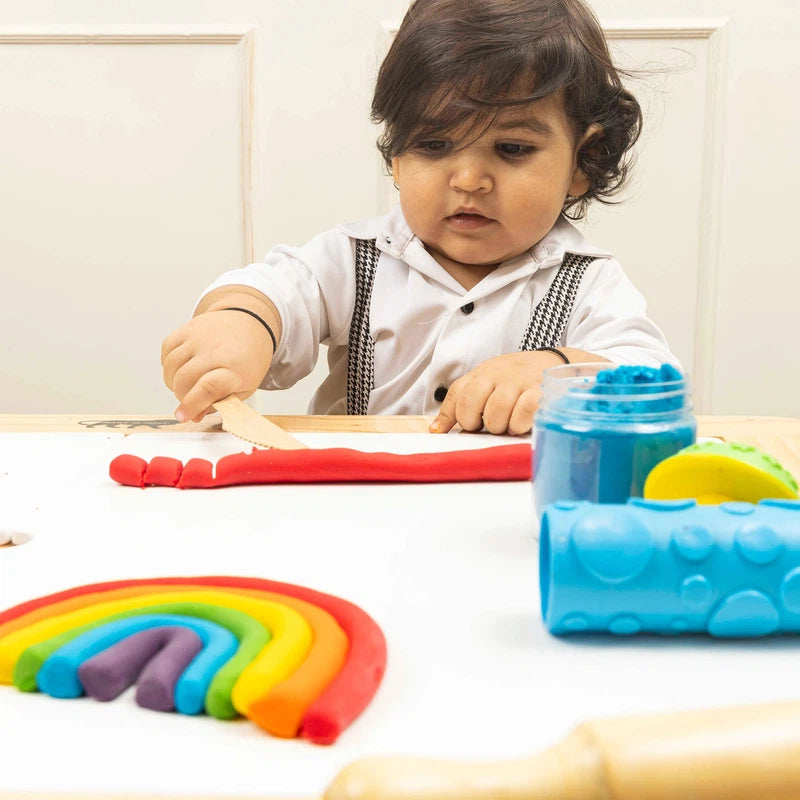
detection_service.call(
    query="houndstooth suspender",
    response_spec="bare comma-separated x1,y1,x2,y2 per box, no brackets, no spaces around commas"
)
345,244,595,414
346,238,381,415
518,253,595,351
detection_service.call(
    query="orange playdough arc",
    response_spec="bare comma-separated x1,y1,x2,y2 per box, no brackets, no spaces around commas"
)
0,584,348,738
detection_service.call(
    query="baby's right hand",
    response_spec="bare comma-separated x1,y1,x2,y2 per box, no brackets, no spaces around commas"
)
161,308,275,422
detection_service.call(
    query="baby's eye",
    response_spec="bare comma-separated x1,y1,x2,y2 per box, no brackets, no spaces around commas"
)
416,140,450,155
496,142,535,158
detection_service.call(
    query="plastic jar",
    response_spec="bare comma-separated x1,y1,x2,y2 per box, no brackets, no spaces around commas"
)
533,364,696,519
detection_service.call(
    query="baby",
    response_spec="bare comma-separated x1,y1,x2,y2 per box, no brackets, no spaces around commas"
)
162,0,677,436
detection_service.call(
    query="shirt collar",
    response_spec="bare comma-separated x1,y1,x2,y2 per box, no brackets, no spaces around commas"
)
337,204,612,286
337,204,414,257
529,214,612,267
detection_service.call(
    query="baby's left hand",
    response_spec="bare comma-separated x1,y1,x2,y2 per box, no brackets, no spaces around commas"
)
429,351,569,436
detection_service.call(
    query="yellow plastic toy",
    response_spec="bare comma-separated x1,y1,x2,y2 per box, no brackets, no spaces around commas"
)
643,441,799,504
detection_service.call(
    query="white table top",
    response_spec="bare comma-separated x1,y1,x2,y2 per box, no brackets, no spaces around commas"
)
1,428,799,798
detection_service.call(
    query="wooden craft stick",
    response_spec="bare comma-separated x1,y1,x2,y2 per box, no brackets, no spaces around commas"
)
211,395,308,450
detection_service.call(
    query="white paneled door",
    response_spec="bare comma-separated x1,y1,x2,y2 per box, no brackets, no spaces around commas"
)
1,1,797,415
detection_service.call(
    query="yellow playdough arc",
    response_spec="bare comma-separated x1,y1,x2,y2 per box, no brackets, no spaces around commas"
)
644,452,798,504
0,589,313,715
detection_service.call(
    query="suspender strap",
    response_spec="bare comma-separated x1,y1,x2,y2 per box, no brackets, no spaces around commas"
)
346,238,381,415
345,244,595,414
519,253,595,351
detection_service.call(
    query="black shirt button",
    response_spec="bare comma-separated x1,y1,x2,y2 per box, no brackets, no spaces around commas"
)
460,302,474,315
434,386,448,403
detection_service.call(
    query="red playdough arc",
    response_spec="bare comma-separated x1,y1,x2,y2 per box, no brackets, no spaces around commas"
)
0,576,386,745
109,444,533,488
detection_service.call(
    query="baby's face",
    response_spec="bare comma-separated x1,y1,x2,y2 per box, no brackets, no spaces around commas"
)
392,94,590,279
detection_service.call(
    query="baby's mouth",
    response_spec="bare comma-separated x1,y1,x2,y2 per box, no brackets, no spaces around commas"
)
446,211,495,229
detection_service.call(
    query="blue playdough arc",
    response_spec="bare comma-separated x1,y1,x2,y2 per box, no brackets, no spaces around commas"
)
36,613,238,714
540,498,800,637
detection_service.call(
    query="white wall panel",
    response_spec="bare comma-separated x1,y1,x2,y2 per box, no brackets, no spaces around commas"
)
0,28,252,412
577,21,727,413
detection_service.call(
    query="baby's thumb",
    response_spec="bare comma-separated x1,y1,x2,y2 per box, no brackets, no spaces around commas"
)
429,391,457,433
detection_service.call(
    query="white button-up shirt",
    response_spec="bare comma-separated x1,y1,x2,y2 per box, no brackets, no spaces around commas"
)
200,205,677,415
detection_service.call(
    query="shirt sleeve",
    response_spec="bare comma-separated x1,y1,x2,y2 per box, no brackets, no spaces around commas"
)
196,229,356,390
563,257,681,369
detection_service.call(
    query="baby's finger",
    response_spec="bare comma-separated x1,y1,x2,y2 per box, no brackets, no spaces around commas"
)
508,388,541,435
481,386,519,434
170,356,209,404
430,382,459,433
176,367,237,423
160,329,186,366
430,374,473,433
452,376,494,432
162,342,193,392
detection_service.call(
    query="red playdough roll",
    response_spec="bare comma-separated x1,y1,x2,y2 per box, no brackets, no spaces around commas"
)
109,444,532,488
143,456,183,487
0,576,386,745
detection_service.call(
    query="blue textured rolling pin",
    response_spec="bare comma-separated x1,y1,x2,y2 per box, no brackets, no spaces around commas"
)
540,497,800,636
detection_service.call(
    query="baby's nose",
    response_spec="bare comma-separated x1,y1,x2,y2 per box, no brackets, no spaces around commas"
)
448,155,492,193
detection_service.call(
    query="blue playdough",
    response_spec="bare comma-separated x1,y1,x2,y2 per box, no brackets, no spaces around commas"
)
36,613,238,714
534,364,696,516
540,498,800,637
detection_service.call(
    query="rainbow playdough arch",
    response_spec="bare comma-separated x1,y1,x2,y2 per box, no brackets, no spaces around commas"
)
0,576,387,744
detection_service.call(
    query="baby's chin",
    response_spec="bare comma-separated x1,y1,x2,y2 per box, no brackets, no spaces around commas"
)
435,246,522,268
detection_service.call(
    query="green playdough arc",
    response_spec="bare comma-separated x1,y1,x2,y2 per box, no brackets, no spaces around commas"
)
13,602,270,719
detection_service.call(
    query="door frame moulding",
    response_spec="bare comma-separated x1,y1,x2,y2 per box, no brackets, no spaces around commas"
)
0,24,258,263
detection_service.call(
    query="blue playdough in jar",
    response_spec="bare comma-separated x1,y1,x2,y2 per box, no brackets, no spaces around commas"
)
533,364,696,518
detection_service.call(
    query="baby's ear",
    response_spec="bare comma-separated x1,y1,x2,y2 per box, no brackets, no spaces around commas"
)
568,123,603,197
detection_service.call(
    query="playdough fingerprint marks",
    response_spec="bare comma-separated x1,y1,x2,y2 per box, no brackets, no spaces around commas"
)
0,575,386,743
0,582,349,737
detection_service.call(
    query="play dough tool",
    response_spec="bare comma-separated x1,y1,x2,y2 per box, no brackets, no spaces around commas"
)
644,440,799,504
540,497,800,636
324,699,800,800
212,394,308,450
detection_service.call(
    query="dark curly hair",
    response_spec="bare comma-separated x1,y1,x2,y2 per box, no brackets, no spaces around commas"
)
371,0,642,219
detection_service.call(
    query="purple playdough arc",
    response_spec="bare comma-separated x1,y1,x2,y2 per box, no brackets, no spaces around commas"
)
79,626,203,709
